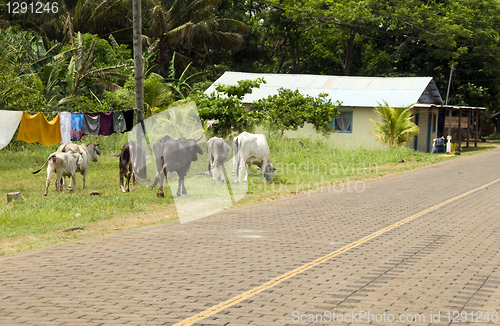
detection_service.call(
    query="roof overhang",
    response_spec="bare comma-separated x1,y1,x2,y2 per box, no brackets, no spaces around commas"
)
413,104,486,111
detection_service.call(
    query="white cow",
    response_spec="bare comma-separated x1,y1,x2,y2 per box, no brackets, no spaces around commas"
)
233,132,277,184
33,142,101,191
56,142,101,189
37,151,82,196
206,137,232,182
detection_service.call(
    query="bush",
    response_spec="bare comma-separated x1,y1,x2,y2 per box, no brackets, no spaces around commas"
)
252,88,340,136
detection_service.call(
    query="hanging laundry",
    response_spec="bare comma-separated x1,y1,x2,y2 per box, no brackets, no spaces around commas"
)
59,112,72,144
124,109,135,132
113,110,127,133
0,110,23,150
84,113,100,135
70,113,84,141
17,112,62,146
99,112,114,136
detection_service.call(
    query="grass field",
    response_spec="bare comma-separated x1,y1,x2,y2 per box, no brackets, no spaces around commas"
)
0,133,496,256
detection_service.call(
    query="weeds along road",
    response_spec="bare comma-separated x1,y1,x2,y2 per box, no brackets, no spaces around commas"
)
1,146,500,326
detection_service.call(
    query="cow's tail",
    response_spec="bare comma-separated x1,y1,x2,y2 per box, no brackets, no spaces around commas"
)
147,156,164,188
32,153,56,174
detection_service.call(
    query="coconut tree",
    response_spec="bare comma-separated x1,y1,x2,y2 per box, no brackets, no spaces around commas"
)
370,101,420,149
147,0,248,75
64,32,129,97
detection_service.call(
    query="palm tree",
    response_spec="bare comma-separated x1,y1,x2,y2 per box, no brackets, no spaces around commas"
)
64,32,129,97
147,0,248,75
370,101,420,149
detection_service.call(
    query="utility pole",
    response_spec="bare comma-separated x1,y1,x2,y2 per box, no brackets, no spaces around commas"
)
132,0,144,123
133,0,146,178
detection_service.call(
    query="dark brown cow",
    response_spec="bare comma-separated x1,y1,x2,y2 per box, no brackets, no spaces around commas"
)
150,134,204,197
119,141,141,193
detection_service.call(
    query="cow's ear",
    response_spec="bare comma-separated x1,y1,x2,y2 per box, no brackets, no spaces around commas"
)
271,165,278,171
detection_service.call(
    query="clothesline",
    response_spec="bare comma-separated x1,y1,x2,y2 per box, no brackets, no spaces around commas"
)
0,110,135,150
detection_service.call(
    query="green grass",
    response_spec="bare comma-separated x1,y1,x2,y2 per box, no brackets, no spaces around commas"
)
0,133,496,255
484,133,500,140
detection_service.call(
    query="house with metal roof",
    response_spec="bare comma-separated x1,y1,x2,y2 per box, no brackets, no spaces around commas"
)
205,72,482,152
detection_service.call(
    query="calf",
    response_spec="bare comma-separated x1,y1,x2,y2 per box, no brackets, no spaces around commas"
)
41,152,82,196
33,143,101,192
56,143,101,189
206,137,232,182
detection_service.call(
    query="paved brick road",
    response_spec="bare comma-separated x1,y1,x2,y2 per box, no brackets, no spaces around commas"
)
1,148,500,326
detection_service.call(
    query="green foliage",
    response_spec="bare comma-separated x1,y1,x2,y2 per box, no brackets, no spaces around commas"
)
252,88,340,136
370,101,420,149
143,73,173,117
484,133,500,140
102,90,135,112
164,52,211,100
191,78,266,138
215,78,266,100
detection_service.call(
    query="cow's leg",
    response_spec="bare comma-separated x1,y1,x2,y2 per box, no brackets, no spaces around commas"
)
126,170,132,192
212,159,220,182
220,161,226,182
131,171,136,191
66,174,73,191
157,157,166,198
244,162,251,183
181,176,187,195
82,170,87,189
232,157,237,176
120,166,127,193
45,169,54,196
69,173,76,193
177,166,189,196
176,178,182,196
236,157,244,184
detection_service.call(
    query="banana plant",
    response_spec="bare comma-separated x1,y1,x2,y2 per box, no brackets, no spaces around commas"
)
164,52,210,100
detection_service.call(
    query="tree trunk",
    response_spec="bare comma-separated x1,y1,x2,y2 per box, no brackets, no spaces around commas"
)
344,27,356,76
7,192,22,203
290,37,300,73
275,39,287,73
204,43,218,77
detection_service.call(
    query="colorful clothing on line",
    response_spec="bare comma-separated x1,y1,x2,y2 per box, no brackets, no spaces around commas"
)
99,112,114,136
59,112,72,144
124,109,135,132
84,113,100,135
70,113,84,141
113,110,127,133
17,112,62,146
0,110,23,150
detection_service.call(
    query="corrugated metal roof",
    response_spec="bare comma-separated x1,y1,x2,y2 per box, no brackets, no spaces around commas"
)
204,72,444,107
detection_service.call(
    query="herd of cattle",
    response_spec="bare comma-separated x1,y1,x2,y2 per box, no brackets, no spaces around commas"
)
34,132,278,197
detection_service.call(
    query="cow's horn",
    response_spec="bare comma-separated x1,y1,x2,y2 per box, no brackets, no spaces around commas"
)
195,134,204,142
179,132,183,138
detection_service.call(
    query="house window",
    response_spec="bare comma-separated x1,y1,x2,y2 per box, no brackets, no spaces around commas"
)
332,111,353,133
432,114,436,132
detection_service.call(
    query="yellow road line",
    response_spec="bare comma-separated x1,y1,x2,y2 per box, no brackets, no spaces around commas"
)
173,177,500,326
